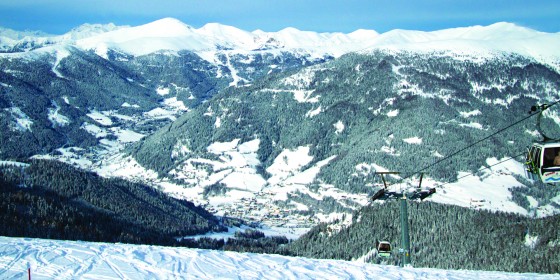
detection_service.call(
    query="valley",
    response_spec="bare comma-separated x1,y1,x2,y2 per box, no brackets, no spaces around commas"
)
1,18,560,273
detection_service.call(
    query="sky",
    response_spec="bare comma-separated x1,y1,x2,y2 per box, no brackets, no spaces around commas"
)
0,0,559,34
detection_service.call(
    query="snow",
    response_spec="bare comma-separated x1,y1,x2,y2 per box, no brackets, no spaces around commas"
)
168,139,267,196
0,160,29,168
403,137,422,144
6,107,33,132
5,19,559,242
221,172,266,193
423,158,549,216
54,147,93,168
162,97,188,111
460,109,482,118
87,110,113,126
76,18,213,58
161,140,359,230
95,155,158,181
0,236,556,280
380,146,400,156
214,117,222,128
206,139,238,153
47,102,70,127
81,122,108,138
204,139,265,192
432,151,445,158
283,156,336,186
17,19,560,68
266,146,314,186
367,22,560,65
259,88,318,103
333,120,345,134
305,106,322,118
459,122,485,130
525,233,539,249
387,109,399,117
144,108,177,121
224,53,247,86
238,139,260,154
110,128,145,143
121,102,140,108
3,19,559,81
52,48,70,78
156,86,170,96
292,90,317,103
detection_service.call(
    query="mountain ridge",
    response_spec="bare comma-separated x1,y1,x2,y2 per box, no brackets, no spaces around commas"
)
1,17,559,239
1,18,558,66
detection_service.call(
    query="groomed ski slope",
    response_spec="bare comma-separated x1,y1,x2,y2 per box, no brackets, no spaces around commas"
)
0,237,557,279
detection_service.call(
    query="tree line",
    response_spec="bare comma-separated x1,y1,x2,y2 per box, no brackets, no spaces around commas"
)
286,200,560,274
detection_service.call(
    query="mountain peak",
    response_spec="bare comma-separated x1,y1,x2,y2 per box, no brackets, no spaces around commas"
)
198,22,253,42
137,17,194,37
3,19,558,65
63,23,124,40
452,22,544,40
0,27,51,40
348,29,379,40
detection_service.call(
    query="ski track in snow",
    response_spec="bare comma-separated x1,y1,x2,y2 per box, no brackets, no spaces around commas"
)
0,237,558,280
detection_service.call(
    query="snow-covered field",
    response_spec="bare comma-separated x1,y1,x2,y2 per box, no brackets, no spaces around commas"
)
0,236,557,280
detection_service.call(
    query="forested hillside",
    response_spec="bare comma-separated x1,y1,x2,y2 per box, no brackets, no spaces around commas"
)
131,50,560,214
287,200,560,273
0,160,224,245
135,51,560,182
0,46,326,161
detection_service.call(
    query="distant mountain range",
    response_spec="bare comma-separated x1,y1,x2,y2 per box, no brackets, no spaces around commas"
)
1,18,560,233
2,18,559,63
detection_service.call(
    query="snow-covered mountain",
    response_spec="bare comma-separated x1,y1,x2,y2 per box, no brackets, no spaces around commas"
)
126,43,560,230
2,18,559,64
0,23,122,53
1,18,560,238
0,236,557,279
1,17,380,58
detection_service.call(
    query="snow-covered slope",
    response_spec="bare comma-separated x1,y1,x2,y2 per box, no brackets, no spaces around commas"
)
2,18,559,241
381,157,560,218
0,23,122,53
0,236,557,279
2,18,559,66
75,19,560,67
74,17,380,59
369,22,560,68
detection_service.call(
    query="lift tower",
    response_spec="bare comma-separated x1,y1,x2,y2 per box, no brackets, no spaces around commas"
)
372,172,435,267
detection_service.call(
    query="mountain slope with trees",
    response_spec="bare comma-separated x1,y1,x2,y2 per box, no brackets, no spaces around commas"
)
0,159,224,245
131,50,560,216
287,200,560,273
0,46,325,160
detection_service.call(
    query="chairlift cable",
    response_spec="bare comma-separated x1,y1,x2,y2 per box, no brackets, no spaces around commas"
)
433,152,526,189
387,99,560,188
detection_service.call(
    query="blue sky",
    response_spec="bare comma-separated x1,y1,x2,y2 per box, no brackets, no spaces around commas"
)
0,0,559,34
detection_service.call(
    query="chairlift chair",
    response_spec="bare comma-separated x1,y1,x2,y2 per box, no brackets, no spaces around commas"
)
525,142,560,184
377,241,392,258
524,104,560,184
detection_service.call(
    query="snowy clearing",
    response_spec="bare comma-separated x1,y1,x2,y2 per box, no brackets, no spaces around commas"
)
0,236,556,280
403,137,422,144
47,102,70,127
6,107,33,132
387,109,399,117
87,110,113,126
415,158,560,217
156,86,170,96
